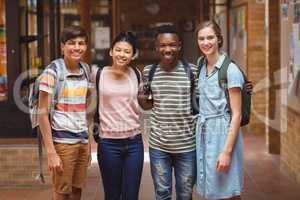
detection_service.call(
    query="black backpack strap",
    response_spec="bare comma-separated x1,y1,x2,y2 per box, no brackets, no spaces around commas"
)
93,66,104,143
181,59,199,115
197,56,205,78
218,55,232,112
181,59,194,82
218,55,231,88
148,63,158,83
131,67,141,86
95,67,103,93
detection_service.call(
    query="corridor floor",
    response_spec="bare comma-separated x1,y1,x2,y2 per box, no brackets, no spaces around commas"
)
1,132,300,200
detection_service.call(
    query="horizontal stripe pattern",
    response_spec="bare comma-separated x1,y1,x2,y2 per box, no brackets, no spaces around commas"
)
62,86,87,97
143,62,198,153
55,103,86,112
39,61,89,142
53,130,88,144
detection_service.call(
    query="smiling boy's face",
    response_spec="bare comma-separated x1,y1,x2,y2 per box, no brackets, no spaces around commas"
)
61,36,87,63
155,33,182,67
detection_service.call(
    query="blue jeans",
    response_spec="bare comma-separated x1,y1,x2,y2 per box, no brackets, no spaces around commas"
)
97,134,144,200
149,147,196,200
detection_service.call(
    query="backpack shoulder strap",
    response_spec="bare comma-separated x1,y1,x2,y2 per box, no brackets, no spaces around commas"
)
218,55,231,89
95,66,104,95
131,67,141,86
181,59,194,81
196,56,206,83
218,55,234,114
218,55,247,87
93,66,104,143
181,59,200,114
52,58,67,99
148,63,158,83
197,56,205,71
79,61,91,81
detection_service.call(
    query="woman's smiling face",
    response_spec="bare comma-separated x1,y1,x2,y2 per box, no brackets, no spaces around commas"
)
110,41,134,68
197,26,219,56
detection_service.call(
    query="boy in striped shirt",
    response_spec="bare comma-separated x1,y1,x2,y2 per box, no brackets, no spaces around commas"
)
38,26,90,200
138,25,197,200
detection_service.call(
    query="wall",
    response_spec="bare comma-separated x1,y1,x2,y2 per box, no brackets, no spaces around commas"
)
0,144,50,187
119,0,199,64
119,0,198,30
281,109,300,183
231,0,267,135
265,0,281,154
280,0,300,184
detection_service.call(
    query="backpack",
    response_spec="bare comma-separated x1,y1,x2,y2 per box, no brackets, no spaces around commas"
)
28,58,90,183
197,55,251,126
92,66,141,143
29,58,90,130
147,60,199,115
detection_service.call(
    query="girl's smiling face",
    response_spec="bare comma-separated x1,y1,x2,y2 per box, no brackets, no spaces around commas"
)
110,41,134,68
197,26,219,57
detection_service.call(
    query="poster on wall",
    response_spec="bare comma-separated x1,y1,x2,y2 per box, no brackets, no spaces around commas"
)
294,2,300,23
94,27,110,50
287,2,300,112
282,4,288,19
229,5,247,72
215,12,228,53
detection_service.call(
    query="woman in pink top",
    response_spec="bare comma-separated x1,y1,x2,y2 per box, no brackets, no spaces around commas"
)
94,32,144,200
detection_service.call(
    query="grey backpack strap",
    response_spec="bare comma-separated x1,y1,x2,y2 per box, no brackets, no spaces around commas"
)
51,58,67,119
79,61,91,81
35,127,45,183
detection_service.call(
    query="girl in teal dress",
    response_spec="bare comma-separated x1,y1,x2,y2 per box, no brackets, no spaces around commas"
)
195,20,244,200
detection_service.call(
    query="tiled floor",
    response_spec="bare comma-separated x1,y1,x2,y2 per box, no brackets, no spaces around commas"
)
1,132,300,200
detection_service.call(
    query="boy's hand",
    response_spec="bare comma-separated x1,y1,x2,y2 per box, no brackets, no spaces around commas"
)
245,81,253,94
138,83,152,100
48,152,63,174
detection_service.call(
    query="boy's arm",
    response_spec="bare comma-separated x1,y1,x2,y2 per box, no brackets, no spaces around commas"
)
38,91,63,173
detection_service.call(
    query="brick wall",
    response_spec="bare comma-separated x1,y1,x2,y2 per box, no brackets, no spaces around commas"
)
231,0,267,135
0,144,50,187
281,108,300,183
280,0,300,184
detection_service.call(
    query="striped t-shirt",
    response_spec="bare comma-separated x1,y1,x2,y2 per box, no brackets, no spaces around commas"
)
143,61,198,153
39,62,89,144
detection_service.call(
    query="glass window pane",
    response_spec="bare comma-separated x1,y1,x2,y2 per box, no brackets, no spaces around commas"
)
0,0,7,101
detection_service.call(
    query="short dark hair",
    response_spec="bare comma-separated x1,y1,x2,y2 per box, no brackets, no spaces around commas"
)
195,20,223,49
60,25,88,44
155,24,180,40
111,31,138,55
